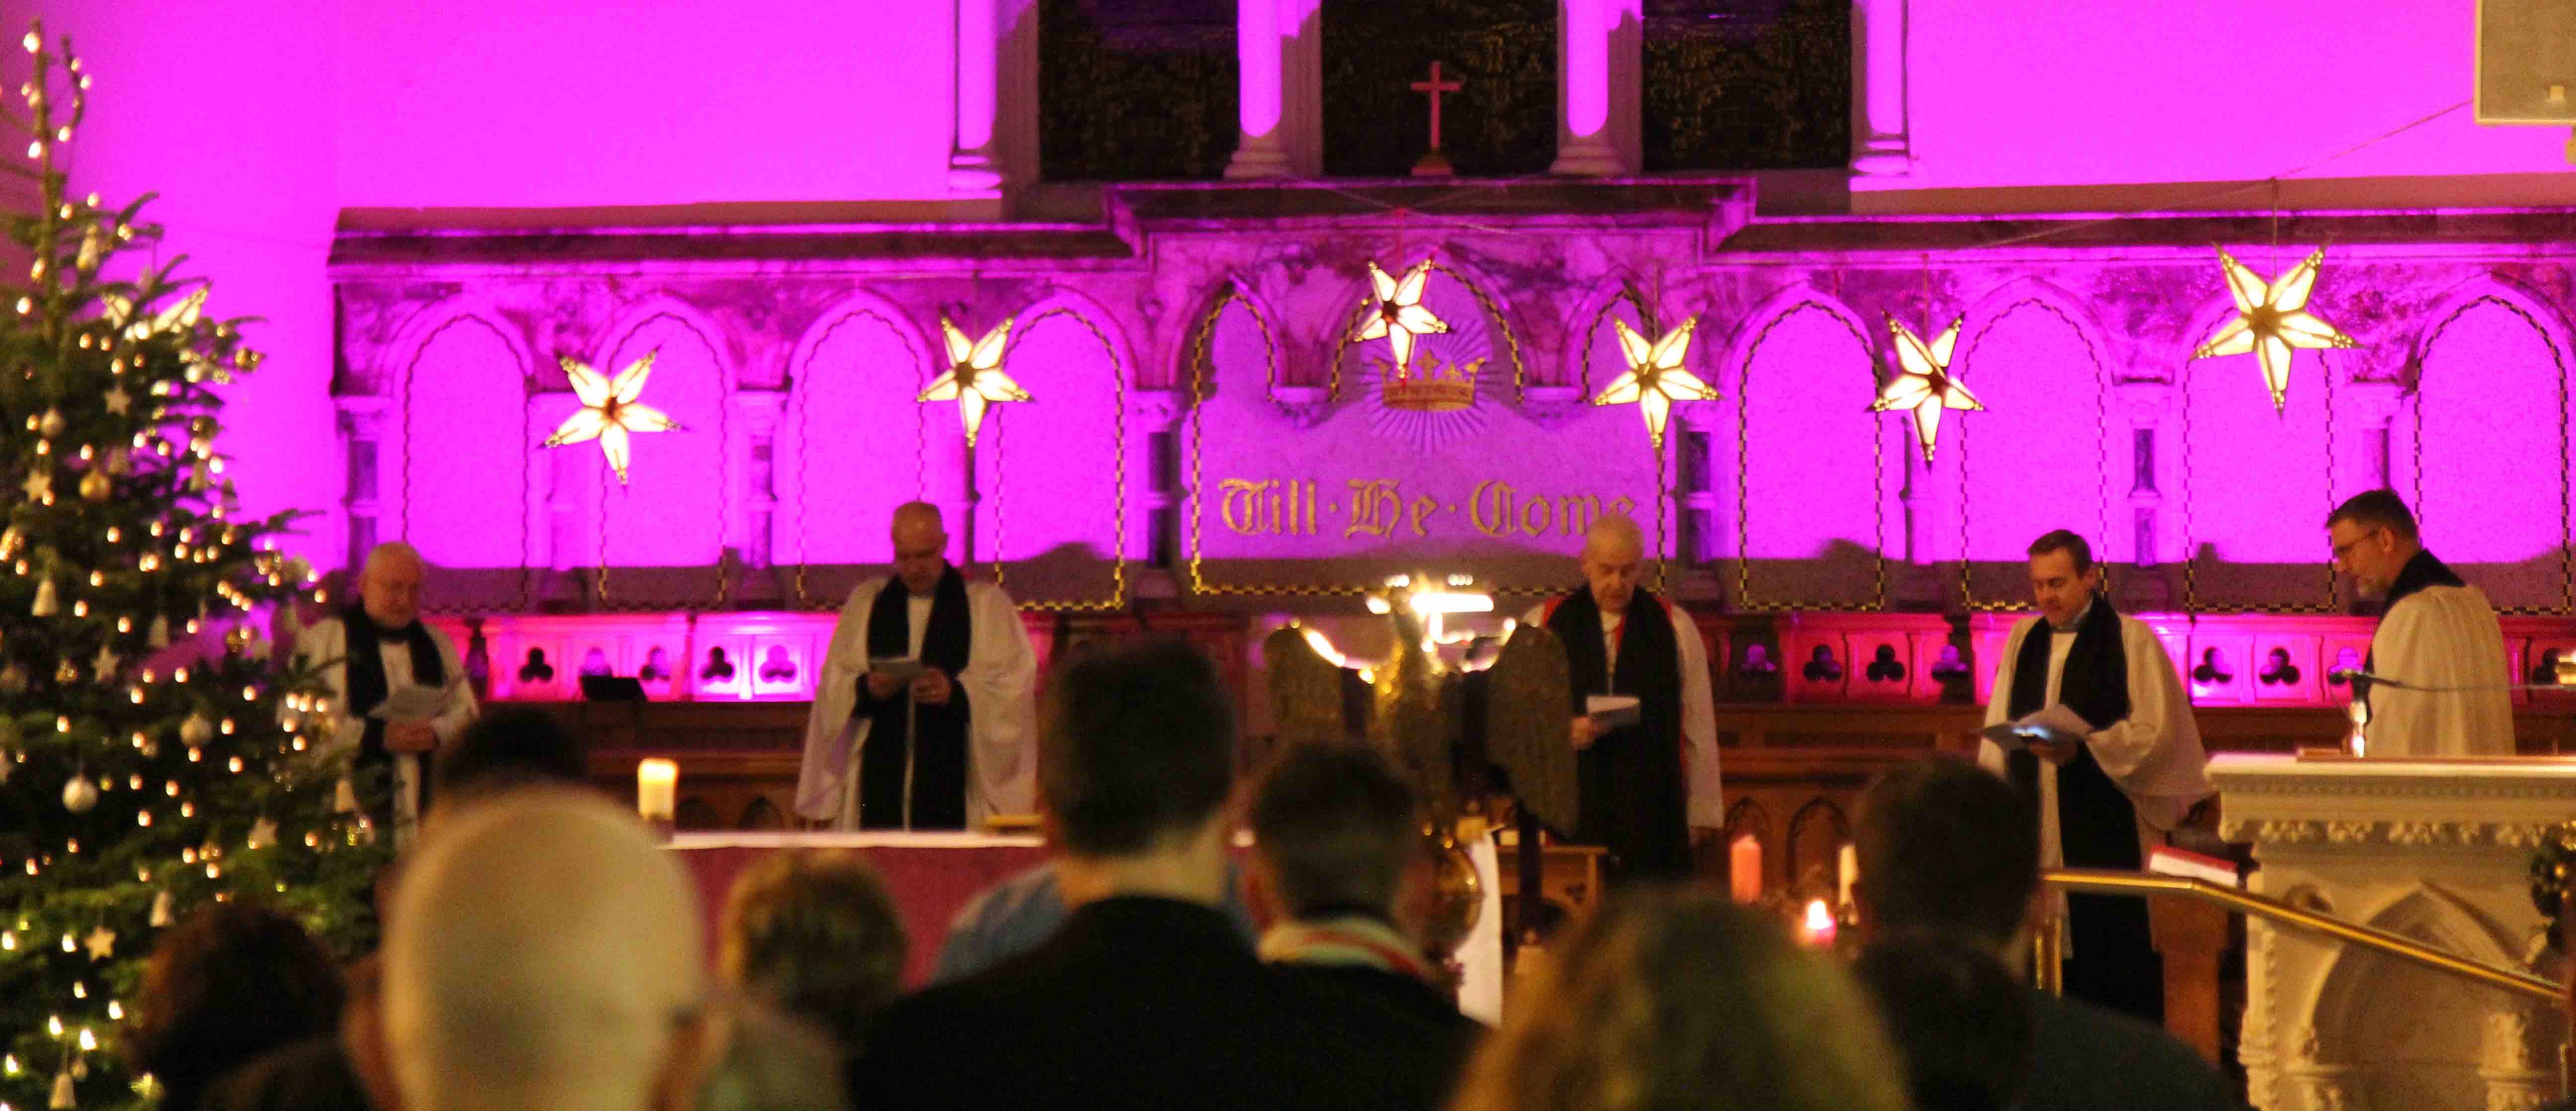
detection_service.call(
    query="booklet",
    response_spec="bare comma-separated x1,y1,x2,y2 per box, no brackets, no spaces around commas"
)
366,683,454,722
1978,703,2091,751
867,655,932,683
1585,694,1641,730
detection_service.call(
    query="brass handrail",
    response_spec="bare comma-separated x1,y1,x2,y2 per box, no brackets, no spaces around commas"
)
2041,868,2558,1003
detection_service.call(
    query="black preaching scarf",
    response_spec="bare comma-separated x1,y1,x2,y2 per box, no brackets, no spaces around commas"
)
1546,586,1690,880
337,604,446,825
857,566,975,829
2360,549,2468,717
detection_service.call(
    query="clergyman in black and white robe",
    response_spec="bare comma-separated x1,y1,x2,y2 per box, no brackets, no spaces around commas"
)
797,502,1036,830
1977,530,2211,1025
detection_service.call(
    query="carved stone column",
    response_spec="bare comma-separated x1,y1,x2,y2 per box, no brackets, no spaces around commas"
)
1551,0,1640,175
334,396,391,573
1225,0,1323,179
732,391,787,605
949,0,1038,199
1130,391,1186,598
1850,0,1913,176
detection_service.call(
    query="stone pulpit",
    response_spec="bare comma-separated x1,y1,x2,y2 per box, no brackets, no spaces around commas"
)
2214,755,2576,1111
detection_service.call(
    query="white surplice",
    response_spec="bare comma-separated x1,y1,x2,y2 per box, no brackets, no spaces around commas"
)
293,617,479,849
797,575,1037,828
2363,583,2515,757
1976,610,2214,884
1520,597,1723,828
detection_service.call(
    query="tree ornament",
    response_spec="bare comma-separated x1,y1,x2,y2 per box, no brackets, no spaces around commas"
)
100,383,127,415
542,352,680,484
61,775,96,813
0,662,25,695
36,406,63,436
87,644,115,680
245,817,276,850
0,524,21,554
75,221,101,272
54,658,77,684
146,614,168,647
187,462,209,492
1353,260,1449,374
76,470,107,501
50,1067,73,1109
2190,246,2359,412
79,925,111,959
1873,316,1985,463
31,576,57,615
148,889,172,928
1593,316,1716,453
179,712,213,747
102,445,128,475
18,465,50,501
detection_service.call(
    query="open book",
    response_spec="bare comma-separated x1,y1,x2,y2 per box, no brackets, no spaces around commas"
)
1585,694,1641,730
867,655,933,683
1978,703,2091,751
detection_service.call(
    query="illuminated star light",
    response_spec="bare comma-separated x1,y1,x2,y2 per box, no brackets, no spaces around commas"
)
1354,260,1449,373
2191,246,2357,412
919,315,1031,449
1593,317,1716,451
1873,316,1984,463
543,352,680,484
100,287,205,343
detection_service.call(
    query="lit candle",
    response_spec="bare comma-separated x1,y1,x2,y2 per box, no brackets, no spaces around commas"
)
1729,833,1762,903
636,759,677,823
1837,843,1858,909
1801,898,1837,946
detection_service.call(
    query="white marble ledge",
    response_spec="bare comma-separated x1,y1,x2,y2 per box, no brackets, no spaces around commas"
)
2210,754,2576,849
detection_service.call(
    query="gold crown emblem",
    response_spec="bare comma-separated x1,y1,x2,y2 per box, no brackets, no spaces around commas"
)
1379,354,1483,412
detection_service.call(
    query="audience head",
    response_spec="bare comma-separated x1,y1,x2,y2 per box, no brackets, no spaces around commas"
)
1854,937,2035,1111
719,850,909,1049
358,542,427,629
1449,892,1909,1111
433,706,590,811
1246,741,1427,934
127,903,346,1111
383,788,716,1111
694,999,852,1111
2326,488,2424,598
1852,757,2041,952
1039,638,1236,860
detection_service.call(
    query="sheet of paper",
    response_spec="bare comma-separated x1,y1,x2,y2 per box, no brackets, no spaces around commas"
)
367,684,453,722
1585,694,1641,730
868,656,931,683
2018,703,2093,737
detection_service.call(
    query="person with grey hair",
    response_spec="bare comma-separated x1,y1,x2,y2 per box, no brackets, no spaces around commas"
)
797,501,1037,829
1520,513,1720,880
382,789,722,1111
293,541,478,848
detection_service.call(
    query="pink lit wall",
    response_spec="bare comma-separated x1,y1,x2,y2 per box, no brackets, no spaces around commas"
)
1883,0,2574,193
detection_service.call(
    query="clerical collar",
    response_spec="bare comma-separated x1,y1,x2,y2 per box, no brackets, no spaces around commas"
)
2050,598,2097,635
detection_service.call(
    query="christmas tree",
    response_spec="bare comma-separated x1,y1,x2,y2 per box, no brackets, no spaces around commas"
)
0,22,388,1110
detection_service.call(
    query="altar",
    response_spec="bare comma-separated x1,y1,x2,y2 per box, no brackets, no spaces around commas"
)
2214,754,2576,1111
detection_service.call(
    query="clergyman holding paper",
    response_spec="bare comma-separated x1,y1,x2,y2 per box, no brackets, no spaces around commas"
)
798,502,1036,830
294,542,479,849
1976,529,2211,1025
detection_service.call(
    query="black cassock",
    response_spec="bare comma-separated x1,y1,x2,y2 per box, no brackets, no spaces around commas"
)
855,567,974,830
2005,596,2163,1024
1545,587,1691,881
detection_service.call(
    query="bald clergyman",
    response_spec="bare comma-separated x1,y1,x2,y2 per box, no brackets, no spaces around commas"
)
1520,515,1721,880
295,542,480,849
798,502,1037,830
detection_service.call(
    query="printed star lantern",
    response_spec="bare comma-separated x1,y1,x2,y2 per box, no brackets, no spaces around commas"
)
542,352,680,484
1353,260,1449,373
919,315,1031,449
1593,317,1716,451
1873,316,1984,463
2191,246,2357,412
